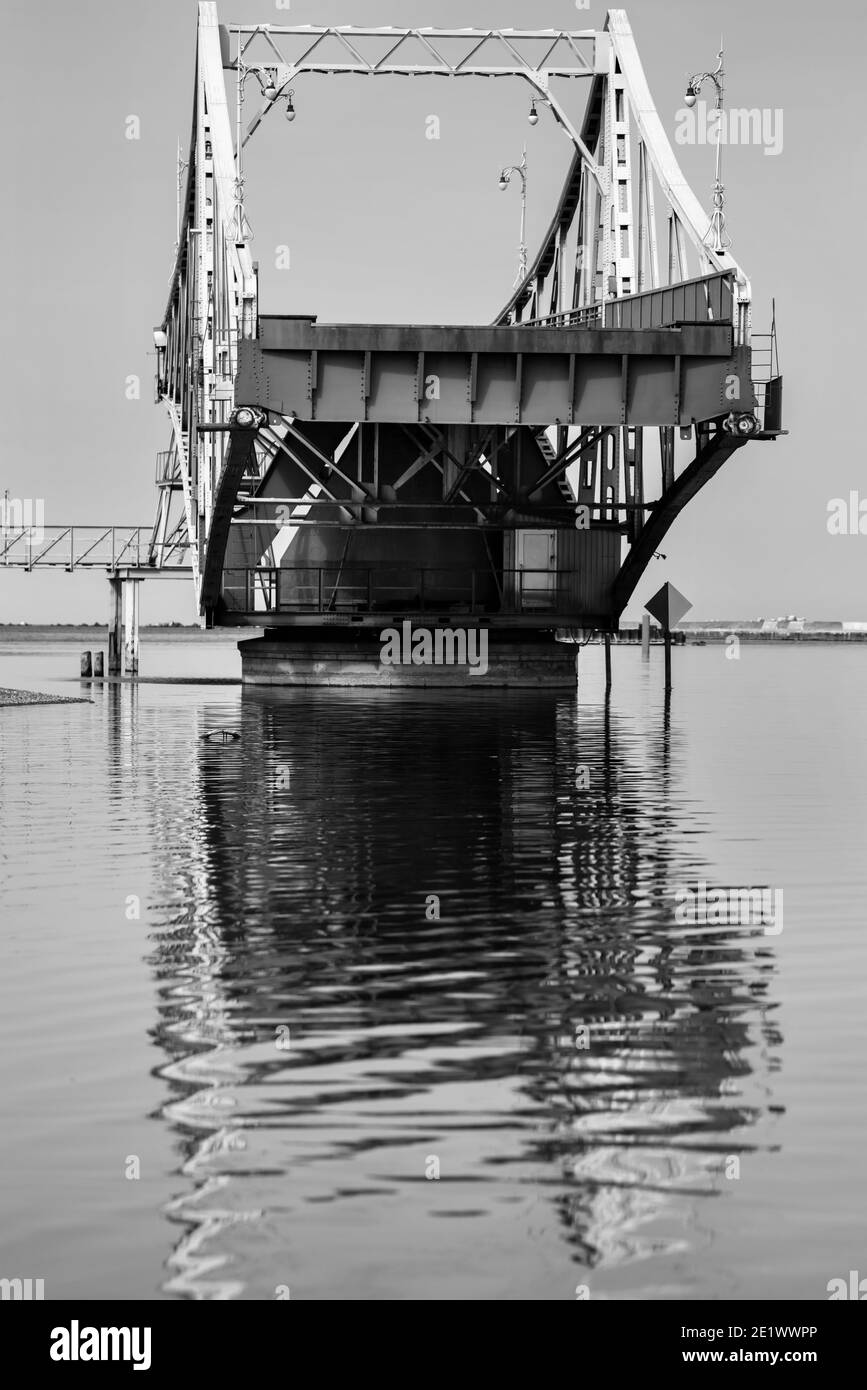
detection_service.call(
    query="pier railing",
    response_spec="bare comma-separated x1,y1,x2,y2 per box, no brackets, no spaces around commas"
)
223,565,589,618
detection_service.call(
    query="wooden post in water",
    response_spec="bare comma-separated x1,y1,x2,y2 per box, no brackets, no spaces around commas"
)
108,576,123,676
664,627,672,691
640,613,650,660
93,651,104,679
80,650,92,678
604,632,612,693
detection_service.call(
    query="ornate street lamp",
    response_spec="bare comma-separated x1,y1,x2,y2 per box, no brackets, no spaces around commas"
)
498,145,529,285
684,44,731,255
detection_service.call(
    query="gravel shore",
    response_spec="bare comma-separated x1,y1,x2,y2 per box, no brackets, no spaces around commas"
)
0,687,92,707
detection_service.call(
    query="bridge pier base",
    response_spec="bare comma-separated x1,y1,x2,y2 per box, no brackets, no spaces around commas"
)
238,628,577,689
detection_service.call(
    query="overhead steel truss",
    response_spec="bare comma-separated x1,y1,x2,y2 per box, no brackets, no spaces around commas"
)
224,17,606,176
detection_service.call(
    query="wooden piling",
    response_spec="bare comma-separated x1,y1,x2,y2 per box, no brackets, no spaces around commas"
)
80,651,92,678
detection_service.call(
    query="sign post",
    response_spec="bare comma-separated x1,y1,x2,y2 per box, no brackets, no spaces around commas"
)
645,583,692,691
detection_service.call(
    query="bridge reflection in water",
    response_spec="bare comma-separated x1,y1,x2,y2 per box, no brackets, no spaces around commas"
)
137,691,780,1299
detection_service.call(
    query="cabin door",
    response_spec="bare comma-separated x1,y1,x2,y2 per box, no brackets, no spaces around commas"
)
516,529,557,610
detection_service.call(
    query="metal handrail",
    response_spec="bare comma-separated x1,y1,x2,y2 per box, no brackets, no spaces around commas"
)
522,269,736,332
222,565,585,616
0,526,189,569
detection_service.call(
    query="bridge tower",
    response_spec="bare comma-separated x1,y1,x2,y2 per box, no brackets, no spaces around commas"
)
152,4,784,686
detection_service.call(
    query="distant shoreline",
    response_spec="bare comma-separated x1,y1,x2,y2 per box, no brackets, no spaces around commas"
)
0,623,865,645
0,625,243,641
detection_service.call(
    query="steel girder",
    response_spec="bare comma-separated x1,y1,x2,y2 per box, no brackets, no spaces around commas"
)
235,319,753,430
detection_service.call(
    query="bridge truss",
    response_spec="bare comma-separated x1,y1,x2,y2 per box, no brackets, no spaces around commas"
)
152,3,783,632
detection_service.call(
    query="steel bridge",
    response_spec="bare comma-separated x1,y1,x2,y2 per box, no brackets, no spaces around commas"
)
4,4,784,685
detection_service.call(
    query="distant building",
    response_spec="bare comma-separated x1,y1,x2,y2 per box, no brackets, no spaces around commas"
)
759,615,806,634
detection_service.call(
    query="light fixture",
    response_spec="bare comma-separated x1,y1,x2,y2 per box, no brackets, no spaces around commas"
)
285,89,296,122
263,80,277,102
497,149,528,284
528,100,539,125
233,406,258,429
152,327,167,349
683,46,731,255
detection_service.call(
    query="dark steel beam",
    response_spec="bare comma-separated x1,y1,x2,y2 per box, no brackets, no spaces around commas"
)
610,430,748,618
238,330,752,429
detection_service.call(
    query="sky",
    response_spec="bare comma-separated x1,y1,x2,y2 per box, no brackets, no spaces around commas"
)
1,0,864,624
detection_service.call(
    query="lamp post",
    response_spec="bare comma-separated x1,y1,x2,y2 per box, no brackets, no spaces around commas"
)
684,44,731,256
498,145,529,286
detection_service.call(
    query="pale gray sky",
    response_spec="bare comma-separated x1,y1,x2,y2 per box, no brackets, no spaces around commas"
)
1,0,862,623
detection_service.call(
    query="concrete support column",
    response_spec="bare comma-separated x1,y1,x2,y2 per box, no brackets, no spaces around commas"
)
124,579,141,677
108,576,123,676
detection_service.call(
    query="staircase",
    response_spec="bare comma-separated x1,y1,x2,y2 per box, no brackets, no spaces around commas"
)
535,430,575,504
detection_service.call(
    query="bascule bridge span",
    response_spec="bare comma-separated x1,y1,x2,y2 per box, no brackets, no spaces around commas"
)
149,3,784,685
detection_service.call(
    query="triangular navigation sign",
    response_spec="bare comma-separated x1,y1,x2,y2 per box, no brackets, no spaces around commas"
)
645,582,692,630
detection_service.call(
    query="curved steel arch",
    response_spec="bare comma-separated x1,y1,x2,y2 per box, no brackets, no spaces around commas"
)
610,430,748,619
496,10,751,341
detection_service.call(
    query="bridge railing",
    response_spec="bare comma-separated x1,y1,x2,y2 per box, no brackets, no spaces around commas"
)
0,526,189,570
223,565,592,617
523,269,736,332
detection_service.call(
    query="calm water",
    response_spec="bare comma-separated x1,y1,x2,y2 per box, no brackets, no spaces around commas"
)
1,635,865,1301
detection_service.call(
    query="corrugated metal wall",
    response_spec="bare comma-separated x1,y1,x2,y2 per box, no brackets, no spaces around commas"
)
503,527,621,617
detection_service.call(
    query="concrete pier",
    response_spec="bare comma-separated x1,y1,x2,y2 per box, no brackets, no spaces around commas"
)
239,628,577,688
